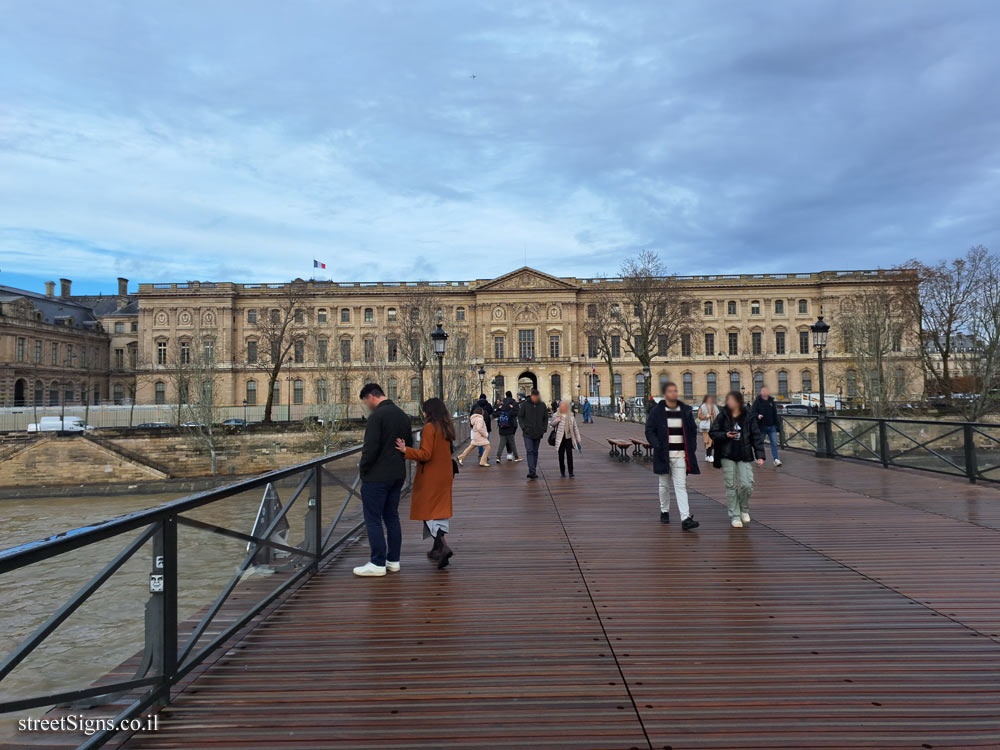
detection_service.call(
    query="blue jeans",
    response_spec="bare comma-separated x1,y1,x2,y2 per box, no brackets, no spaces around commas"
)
524,436,541,474
764,425,780,461
361,479,404,566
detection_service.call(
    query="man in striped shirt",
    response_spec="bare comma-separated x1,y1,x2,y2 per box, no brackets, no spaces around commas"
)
644,381,701,531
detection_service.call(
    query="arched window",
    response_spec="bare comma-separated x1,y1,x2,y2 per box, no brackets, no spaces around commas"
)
293,379,304,405
730,371,741,392
456,307,466,322
706,371,717,396
777,371,788,397
753,371,764,395
750,300,761,316
798,299,808,314
340,308,351,323
317,309,327,324
774,299,784,315
316,378,328,403
245,380,257,405
154,381,166,405
682,372,693,400
846,369,858,397
635,372,645,397
364,308,374,323
613,373,622,397
387,377,397,401
727,300,737,315
801,370,812,393
551,373,562,402
704,301,713,316
387,307,397,322
587,304,597,319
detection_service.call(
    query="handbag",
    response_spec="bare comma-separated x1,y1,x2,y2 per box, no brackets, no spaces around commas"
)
449,441,459,475
547,427,557,447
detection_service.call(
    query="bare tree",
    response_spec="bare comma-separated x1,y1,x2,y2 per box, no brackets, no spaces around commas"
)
582,292,623,405
307,333,356,454
239,280,311,424
962,250,1000,420
387,291,451,409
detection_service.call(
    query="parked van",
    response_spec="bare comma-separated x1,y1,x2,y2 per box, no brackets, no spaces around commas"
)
27,416,95,433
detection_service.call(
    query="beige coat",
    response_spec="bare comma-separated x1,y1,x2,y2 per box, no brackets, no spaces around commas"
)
549,412,582,449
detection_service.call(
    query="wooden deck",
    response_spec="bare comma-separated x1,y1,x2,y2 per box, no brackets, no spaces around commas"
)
119,417,1000,750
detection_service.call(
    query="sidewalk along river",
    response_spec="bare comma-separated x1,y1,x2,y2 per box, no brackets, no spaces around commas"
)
0,463,364,741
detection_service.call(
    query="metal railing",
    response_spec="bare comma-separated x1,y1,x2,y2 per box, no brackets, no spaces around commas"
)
0,418,468,748
781,415,999,484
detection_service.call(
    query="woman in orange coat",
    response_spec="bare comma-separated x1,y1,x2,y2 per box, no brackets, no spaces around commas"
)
395,397,456,568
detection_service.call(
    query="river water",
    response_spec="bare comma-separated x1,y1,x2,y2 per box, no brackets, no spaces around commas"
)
0,474,362,740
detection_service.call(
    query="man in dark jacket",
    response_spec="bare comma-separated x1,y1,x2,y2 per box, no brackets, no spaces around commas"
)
354,383,413,577
750,386,783,466
517,389,548,479
644,381,700,531
494,391,523,464
470,393,494,460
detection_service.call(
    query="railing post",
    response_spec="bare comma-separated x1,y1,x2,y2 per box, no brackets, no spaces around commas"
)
878,419,889,468
312,466,323,569
815,414,828,458
963,424,978,483
156,515,178,705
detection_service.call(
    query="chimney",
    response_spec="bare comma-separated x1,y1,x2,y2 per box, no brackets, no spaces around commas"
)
59,278,72,298
44,281,55,297
117,277,129,297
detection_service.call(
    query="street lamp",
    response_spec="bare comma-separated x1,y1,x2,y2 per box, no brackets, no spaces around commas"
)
811,315,832,457
477,366,486,397
642,364,652,410
285,356,293,423
431,323,448,401
242,398,248,423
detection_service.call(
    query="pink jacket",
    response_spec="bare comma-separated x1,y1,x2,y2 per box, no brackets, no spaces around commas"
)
469,413,490,446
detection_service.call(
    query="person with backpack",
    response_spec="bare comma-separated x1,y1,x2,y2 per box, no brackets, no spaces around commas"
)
494,391,523,463
710,390,766,528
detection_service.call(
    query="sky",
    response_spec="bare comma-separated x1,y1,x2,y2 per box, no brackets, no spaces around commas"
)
1,0,998,295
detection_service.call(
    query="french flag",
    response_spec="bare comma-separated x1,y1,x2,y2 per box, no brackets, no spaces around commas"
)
313,260,326,269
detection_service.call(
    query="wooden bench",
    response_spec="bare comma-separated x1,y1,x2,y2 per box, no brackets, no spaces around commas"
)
607,439,632,462
630,438,652,459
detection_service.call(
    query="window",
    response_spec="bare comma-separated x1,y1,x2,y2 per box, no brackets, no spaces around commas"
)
180,341,191,364
364,338,375,363
846,369,858,397
895,367,906,395
801,371,812,393
387,308,397,322
131,322,138,333
246,380,257,405
611,335,621,358
65,344,73,366
247,340,258,363
681,333,692,357
613,373,622,397
798,299,808,314
294,309,305,324
657,333,668,356
317,309,327,324
154,381,166,404
293,379,304,404
891,330,902,352
633,303,642,317
704,301,713,316
587,304,596,319
203,340,214,363
799,331,809,354
704,332,715,356
114,348,125,369
587,336,598,359
778,371,789,397
494,336,505,359
410,307,420,322
409,337,420,359
317,338,328,363
273,381,281,404
775,330,786,355
270,309,280,324
551,373,562,401
730,371,741,392
634,335,643,355
549,335,560,358
727,300,737,315
114,322,125,334
340,379,351,402
456,307,466,322
340,308,350,323
518,329,535,360
48,385,59,406
751,300,761,316
410,377,421,400
157,341,167,365
683,372,693,400
387,338,398,362
340,339,351,362
294,339,305,363
247,309,257,324
387,377,397,400
317,378,328,403
15,337,25,361
34,340,42,363
706,372,717,396
635,372,645,397
364,308,374,323
754,371,764,394
751,331,762,355
130,346,138,369
774,300,784,315
728,332,739,356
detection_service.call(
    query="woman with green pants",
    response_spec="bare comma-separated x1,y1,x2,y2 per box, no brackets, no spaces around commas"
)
709,391,766,528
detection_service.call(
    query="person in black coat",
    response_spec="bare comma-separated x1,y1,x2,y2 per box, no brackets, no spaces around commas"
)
709,390,766,528
750,386,783,466
644,381,700,531
517,389,549,479
470,393,494,460
493,391,523,463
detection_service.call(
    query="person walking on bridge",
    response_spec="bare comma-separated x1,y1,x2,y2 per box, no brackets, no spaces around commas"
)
396,397,456,568
457,407,491,467
354,383,413,577
581,396,593,423
645,381,700,531
494,391,523,463
548,400,583,477
518,388,548,480
751,386,783,467
710,390,766,528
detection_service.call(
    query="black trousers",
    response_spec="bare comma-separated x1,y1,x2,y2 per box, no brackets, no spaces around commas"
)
558,437,574,475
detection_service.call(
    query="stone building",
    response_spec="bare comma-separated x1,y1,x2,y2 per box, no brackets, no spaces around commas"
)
0,278,137,406
134,267,921,412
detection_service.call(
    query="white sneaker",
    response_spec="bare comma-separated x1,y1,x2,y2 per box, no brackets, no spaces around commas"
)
740,512,751,523
353,562,386,577
386,561,400,573
731,519,744,528
774,459,782,467
457,458,464,467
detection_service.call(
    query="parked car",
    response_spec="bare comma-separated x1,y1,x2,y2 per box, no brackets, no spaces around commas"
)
27,416,95,433
179,421,207,428
136,421,172,429
222,418,248,427
781,404,813,416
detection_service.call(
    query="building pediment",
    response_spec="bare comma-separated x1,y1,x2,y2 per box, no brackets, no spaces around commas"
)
474,267,579,293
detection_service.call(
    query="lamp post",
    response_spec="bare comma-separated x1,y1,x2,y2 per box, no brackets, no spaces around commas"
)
431,323,448,401
642,364,652,411
811,315,832,457
477,366,486,397
242,398,248,424
285,357,293,423
718,351,733,393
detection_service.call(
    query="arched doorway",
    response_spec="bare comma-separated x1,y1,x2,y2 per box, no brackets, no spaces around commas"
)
13,378,26,407
517,371,537,396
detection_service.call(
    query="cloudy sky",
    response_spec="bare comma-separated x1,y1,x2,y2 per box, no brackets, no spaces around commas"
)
1,0,998,294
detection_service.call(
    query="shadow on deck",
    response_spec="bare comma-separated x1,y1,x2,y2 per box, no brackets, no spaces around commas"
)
117,417,1000,750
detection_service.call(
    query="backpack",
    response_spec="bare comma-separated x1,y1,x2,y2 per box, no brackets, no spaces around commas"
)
497,408,513,429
